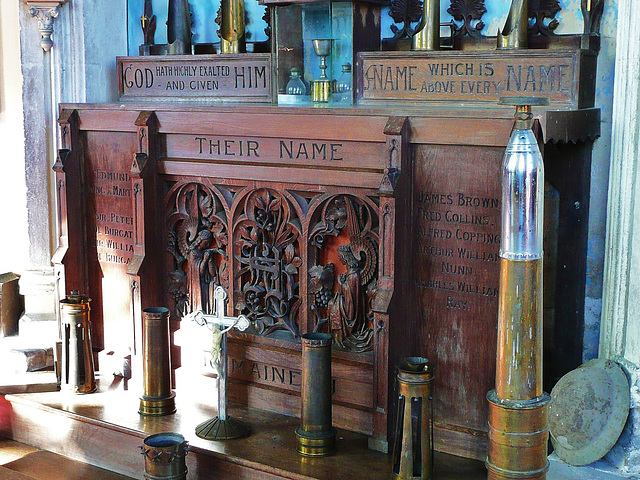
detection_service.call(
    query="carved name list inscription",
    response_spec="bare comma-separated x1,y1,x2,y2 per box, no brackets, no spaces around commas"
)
415,189,500,312
92,168,134,266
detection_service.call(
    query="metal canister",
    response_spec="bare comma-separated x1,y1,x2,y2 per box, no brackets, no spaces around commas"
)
295,333,336,456
60,291,96,394
487,97,550,480
391,357,435,480
141,432,188,480
139,307,176,416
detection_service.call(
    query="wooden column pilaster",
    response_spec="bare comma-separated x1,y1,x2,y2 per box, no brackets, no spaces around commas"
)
128,111,161,359
370,116,410,452
53,109,87,332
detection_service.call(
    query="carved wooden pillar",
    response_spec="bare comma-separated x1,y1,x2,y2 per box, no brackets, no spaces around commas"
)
128,112,162,366
53,109,87,334
370,116,410,452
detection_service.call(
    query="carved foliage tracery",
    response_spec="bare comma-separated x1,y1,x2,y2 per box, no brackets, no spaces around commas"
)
309,196,379,352
448,0,487,39
166,183,229,318
234,189,303,339
529,0,561,36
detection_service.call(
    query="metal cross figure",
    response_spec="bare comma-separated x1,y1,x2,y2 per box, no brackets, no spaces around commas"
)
185,286,251,440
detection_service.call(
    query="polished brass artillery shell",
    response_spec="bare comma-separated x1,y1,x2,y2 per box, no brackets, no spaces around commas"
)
219,0,245,53
486,391,550,479
167,0,192,54
141,432,188,480
60,292,96,394
488,97,550,480
495,259,543,400
391,357,435,480
139,307,176,416
412,0,440,50
497,0,528,49
296,333,336,456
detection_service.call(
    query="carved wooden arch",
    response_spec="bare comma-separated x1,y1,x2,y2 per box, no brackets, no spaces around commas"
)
164,181,232,319
306,193,381,352
231,186,305,340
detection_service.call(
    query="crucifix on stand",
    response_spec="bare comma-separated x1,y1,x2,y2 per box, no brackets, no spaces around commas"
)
185,286,251,440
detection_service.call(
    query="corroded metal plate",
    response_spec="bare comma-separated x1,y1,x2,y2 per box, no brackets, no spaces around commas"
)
549,358,629,466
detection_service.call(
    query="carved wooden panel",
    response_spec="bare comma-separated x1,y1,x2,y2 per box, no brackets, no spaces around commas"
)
163,179,382,435
84,130,139,353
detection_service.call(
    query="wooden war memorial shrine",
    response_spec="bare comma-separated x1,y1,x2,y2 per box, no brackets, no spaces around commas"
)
49,0,603,476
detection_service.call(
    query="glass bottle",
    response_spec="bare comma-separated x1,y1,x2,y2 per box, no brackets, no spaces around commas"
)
336,63,352,94
286,68,306,95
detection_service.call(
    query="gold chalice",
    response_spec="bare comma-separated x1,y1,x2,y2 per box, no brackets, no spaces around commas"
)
311,39,333,102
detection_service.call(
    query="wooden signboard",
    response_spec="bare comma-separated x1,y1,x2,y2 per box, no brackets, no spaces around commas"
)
117,54,272,103
356,49,596,109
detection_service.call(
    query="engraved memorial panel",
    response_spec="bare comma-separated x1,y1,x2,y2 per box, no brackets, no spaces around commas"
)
84,131,138,352
412,143,502,456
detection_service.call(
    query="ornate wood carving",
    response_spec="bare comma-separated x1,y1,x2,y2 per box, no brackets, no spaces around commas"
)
309,195,379,352
234,189,302,339
529,0,561,37
166,183,230,319
388,0,423,40
447,0,487,39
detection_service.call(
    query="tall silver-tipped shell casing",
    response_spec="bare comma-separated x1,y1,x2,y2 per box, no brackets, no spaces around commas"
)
500,127,544,260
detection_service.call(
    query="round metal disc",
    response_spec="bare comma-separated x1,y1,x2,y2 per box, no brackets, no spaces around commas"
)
549,358,629,466
499,96,549,106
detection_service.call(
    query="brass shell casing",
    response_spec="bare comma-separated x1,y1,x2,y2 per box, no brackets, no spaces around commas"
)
497,0,528,49
139,307,176,416
60,293,96,394
486,392,550,479
495,259,543,401
296,333,336,457
391,358,435,480
412,0,440,51
219,0,245,54
141,432,188,480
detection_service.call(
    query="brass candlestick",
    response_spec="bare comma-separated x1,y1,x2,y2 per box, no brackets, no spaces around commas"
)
167,0,192,54
310,39,333,103
486,97,550,480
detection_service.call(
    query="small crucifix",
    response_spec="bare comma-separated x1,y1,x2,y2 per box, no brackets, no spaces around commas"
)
185,286,251,440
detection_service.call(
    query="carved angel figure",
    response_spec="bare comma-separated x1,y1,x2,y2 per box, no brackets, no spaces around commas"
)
328,243,375,352
179,221,226,315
